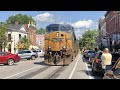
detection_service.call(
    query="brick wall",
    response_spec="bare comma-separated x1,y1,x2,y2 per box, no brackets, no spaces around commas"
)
24,24,37,46
106,11,120,38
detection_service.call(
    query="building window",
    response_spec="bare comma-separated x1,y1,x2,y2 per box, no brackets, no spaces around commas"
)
118,33,120,40
24,35,26,39
8,34,11,41
19,34,21,40
39,40,41,45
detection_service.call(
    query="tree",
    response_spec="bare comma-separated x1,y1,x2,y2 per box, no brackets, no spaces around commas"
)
16,36,30,50
36,28,46,34
79,29,98,50
6,13,36,24
0,22,8,51
79,37,83,50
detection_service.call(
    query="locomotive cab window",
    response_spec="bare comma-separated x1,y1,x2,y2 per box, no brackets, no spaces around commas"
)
59,25,72,33
46,27,59,33
46,24,59,33
46,24,73,34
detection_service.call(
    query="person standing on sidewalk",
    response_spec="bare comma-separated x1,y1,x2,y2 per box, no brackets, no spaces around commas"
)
101,48,112,73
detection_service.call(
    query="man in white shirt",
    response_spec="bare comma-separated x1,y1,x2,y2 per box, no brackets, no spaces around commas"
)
101,48,112,73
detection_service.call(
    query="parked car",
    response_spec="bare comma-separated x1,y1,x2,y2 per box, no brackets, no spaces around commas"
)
36,50,45,57
17,50,37,60
84,50,95,58
103,58,120,79
83,50,89,57
0,52,20,65
31,50,38,58
89,52,97,64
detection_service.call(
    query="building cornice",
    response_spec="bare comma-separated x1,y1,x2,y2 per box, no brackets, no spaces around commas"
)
105,11,110,17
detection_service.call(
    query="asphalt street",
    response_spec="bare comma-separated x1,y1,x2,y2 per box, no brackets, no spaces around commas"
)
0,53,103,79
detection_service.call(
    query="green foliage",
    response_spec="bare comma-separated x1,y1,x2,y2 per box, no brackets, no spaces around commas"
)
17,36,31,50
36,28,46,34
79,29,98,50
6,13,36,24
0,22,8,50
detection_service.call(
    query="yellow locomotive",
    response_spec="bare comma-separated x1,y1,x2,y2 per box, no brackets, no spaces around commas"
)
44,24,79,65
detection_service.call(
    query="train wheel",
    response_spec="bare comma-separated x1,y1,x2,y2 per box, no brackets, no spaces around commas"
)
53,59,57,65
71,56,73,62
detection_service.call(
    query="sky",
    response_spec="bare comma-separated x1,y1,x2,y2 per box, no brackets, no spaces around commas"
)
0,11,106,38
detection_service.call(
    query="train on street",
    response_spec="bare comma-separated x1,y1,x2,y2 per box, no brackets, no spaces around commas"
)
44,24,79,65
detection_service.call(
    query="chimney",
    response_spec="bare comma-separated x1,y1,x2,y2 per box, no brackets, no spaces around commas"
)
28,22,30,28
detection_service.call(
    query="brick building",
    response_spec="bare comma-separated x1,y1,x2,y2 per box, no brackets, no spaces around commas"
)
24,22,37,46
99,11,120,51
36,35,44,50
98,16,107,47
105,11,120,46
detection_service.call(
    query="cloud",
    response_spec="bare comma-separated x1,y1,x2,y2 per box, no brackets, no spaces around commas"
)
56,21,70,24
74,29,86,39
55,20,96,39
33,13,97,39
57,21,65,24
70,20,98,39
33,12,54,23
72,20,94,29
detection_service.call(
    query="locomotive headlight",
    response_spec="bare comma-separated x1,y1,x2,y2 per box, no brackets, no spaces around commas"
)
62,46,66,49
48,46,51,49
56,32,59,37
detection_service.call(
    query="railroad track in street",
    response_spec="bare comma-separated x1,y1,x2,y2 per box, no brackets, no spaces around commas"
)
44,66,67,79
30,53,78,79
3,59,69,79
17,66,50,79
17,65,67,79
